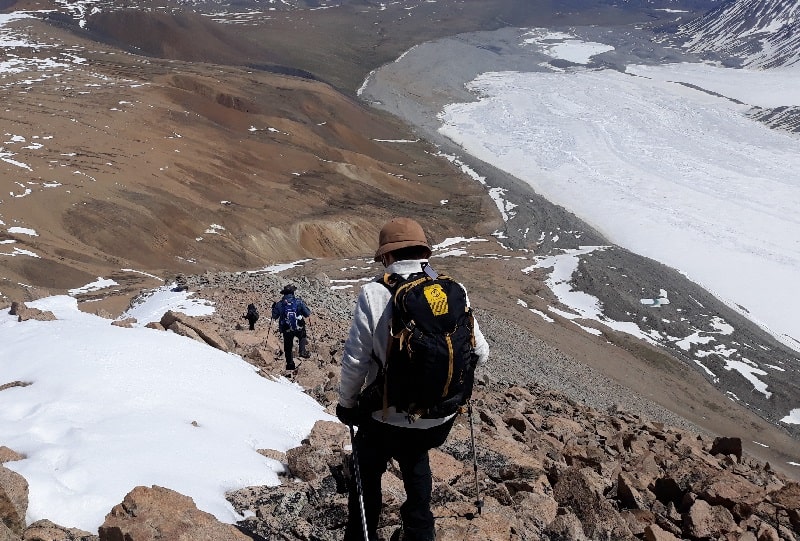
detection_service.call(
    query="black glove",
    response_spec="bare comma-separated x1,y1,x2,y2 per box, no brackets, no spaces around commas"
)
336,404,362,427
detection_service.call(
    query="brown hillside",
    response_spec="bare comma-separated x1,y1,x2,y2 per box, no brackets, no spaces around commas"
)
0,13,497,303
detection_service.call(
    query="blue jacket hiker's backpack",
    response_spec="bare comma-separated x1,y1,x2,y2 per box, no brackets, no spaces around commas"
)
272,295,309,332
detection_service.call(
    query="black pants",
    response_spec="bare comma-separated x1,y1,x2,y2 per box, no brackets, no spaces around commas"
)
344,417,455,541
282,328,307,367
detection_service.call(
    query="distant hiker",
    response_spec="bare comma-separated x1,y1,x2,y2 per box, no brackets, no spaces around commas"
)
336,217,490,541
242,303,259,331
271,284,312,370
174,274,188,292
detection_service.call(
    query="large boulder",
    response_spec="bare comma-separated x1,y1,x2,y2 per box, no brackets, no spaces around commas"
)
685,498,737,539
0,466,28,536
98,486,250,541
21,519,96,540
643,523,681,541
698,472,765,515
552,466,634,540
769,482,800,533
9,302,55,322
1,521,19,541
158,311,229,352
0,449,25,465
709,437,742,463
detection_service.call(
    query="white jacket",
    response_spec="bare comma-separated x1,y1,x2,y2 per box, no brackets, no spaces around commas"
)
338,259,490,428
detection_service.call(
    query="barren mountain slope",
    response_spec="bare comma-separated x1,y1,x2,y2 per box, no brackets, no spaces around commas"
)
1,12,497,304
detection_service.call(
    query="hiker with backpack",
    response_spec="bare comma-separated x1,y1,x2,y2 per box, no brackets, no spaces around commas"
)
242,303,259,331
336,217,490,541
271,284,312,371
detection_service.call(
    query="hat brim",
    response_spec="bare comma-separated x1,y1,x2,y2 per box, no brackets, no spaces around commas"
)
374,240,432,261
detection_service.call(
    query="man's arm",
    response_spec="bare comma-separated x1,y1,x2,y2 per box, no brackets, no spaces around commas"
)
472,318,490,367
338,291,377,408
463,287,489,366
299,299,311,318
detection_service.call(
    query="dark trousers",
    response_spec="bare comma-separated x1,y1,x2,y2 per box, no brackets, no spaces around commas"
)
282,329,307,367
344,417,455,541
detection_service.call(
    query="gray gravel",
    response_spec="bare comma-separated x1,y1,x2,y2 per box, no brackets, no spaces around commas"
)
473,307,703,433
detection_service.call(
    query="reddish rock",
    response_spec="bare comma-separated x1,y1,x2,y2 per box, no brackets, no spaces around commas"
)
158,311,229,351
513,491,558,531
618,471,654,510
430,449,464,484
98,486,249,541
644,523,681,541
686,498,737,539
0,466,28,536
1,522,17,541
710,437,742,463
9,302,55,322
553,467,634,539
757,522,780,541
285,443,335,483
21,519,95,541
699,472,765,516
0,448,25,464
110,318,136,328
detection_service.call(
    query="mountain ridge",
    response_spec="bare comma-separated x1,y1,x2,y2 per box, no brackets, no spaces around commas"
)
677,0,800,68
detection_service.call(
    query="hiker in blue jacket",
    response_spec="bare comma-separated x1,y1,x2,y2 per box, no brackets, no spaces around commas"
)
271,284,311,370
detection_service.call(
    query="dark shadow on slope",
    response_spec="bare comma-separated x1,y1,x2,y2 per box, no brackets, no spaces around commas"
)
49,9,321,82
246,63,320,81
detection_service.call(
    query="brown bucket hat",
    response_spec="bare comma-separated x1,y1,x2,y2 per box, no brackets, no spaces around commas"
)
374,217,432,261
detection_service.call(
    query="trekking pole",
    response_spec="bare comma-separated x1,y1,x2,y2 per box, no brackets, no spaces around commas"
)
308,321,317,354
467,401,483,519
349,425,370,541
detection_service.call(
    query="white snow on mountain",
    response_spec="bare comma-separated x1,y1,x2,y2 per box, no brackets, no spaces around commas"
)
436,32,800,358
678,0,800,68
0,287,332,531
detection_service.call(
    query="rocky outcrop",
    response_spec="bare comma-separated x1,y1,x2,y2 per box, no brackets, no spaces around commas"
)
110,318,136,328
3,276,799,541
157,310,229,352
0,466,28,537
21,520,96,541
97,485,250,541
0,449,25,465
226,382,800,541
8,302,55,323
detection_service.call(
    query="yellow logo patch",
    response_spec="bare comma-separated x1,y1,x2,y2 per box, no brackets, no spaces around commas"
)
424,284,449,316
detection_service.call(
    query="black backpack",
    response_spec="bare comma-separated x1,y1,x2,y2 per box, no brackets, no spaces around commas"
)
372,267,478,422
246,303,259,321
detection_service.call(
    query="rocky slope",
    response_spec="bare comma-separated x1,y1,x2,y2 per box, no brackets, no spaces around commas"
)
1,268,799,540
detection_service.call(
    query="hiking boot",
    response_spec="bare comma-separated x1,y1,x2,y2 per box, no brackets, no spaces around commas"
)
285,362,296,371
299,350,311,358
